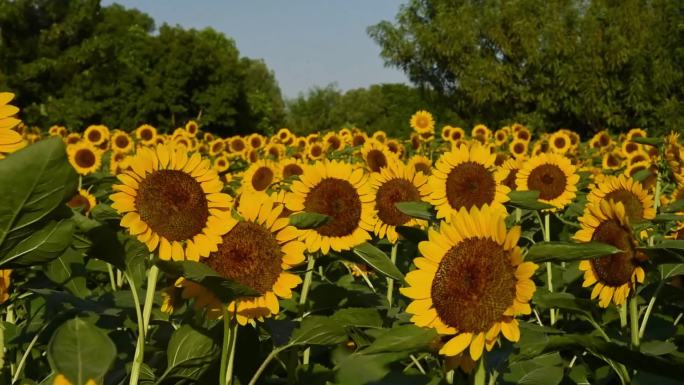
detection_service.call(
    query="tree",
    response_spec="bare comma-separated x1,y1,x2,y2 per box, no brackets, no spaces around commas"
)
368,0,683,136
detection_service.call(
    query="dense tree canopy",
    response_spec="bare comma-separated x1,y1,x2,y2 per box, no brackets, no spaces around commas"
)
368,0,683,136
286,83,460,137
0,0,285,134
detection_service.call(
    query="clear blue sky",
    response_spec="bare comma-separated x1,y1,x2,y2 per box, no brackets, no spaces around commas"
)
103,0,409,98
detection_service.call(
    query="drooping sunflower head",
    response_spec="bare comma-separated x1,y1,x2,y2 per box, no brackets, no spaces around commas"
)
84,125,109,146
575,200,645,307
111,131,133,153
368,159,430,243
135,124,157,145
241,160,280,195
176,193,304,324
516,153,579,210
410,110,435,134
185,120,199,137
67,189,97,215
427,143,510,220
67,141,103,175
588,174,655,223
401,205,537,360
110,144,234,261
286,160,374,254
361,140,396,173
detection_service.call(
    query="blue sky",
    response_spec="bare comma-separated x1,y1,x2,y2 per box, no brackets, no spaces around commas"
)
103,0,409,98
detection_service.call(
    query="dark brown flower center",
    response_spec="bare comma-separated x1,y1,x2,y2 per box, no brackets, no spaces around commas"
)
554,137,566,149
206,221,282,294
250,137,262,148
590,219,638,286
140,129,153,141
212,142,224,153
353,135,366,147
599,134,610,147
311,145,322,157
75,149,96,168
513,143,525,154
451,131,462,141
304,178,361,237
87,130,101,143
414,162,431,175
445,162,496,210
625,142,638,154
282,164,303,179
232,139,245,152
251,167,274,191
366,149,387,172
115,135,129,149
431,237,516,333
503,169,518,190
527,164,567,200
606,153,620,167
67,193,92,212
604,190,644,222
327,136,341,150
518,131,530,141
375,179,421,226
135,170,209,241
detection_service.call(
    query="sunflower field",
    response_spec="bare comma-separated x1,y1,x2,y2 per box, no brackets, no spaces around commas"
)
1,92,684,385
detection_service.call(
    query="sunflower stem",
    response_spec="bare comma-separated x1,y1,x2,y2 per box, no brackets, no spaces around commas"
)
387,242,398,309
248,346,285,385
619,303,628,329
107,263,117,291
639,280,664,338
473,357,486,385
543,213,556,325
220,308,238,385
141,264,159,336
630,295,640,348
299,253,316,365
515,208,522,224
127,272,146,385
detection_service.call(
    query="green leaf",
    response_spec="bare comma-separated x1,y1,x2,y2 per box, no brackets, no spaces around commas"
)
639,241,684,264
331,308,383,329
534,292,595,320
654,214,684,222
517,366,563,385
0,137,78,247
507,191,554,210
289,316,348,346
631,137,663,146
44,248,91,298
155,260,259,303
526,241,621,263
394,201,435,220
659,264,684,279
633,169,652,182
662,199,684,213
47,317,116,385
90,204,121,222
395,226,427,243
164,325,218,380
640,340,677,356
334,352,414,385
352,242,404,281
289,212,331,229
360,324,437,355
0,219,74,268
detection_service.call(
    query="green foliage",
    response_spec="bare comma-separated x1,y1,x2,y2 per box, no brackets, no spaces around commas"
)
0,0,285,134
368,0,684,136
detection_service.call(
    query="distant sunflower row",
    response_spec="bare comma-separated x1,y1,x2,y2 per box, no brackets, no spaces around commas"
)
2,94,684,363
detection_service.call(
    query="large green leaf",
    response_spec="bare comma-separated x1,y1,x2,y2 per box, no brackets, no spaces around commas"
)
331,308,383,329
639,241,684,264
360,324,437,355
161,325,218,381
289,316,348,346
289,212,331,229
0,137,77,247
352,242,404,281
507,191,554,210
44,247,91,298
155,260,259,303
394,201,435,220
47,317,116,385
0,219,74,268
526,241,621,263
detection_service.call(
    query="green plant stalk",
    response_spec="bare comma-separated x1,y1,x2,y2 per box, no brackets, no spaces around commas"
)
639,280,664,338
126,272,146,385
515,208,522,224
543,213,556,325
141,264,159,335
387,242,398,309
630,295,640,348
619,303,628,329
473,358,486,385
220,309,238,385
12,323,48,384
107,263,117,291
299,253,316,365
248,346,286,385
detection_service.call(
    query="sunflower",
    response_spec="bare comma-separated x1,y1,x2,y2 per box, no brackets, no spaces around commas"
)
471,124,491,143
587,174,655,223
84,125,109,146
185,120,199,137
602,150,623,170
351,131,367,147
135,124,157,145
625,161,658,190
621,141,642,158
241,160,280,195
65,133,81,145
373,130,388,143
448,127,465,143
361,140,396,173
664,132,683,176
515,127,531,142
500,157,525,191
53,374,97,385
494,129,508,146
401,205,538,360
516,153,579,210
408,155,433,176
48,125,62,136
276,128,294,144
110,144,234,261
441,126,453,141
174,193,303,324
509,139,528,159
265,143,285,161
368,159,430,243
279,157,305,179
209,139,225,156
410,110,435,135
67,189,97,215
626,128,647,141
213,154,230,173
307,142,326,161
0,92,25,156
386,139,404,157
67,141,102,175
575,200,645,307
427,143,510,220
228,136,248,154
0,269,11,304
549,131,571,154
286,160,374,254
110,131,133,153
